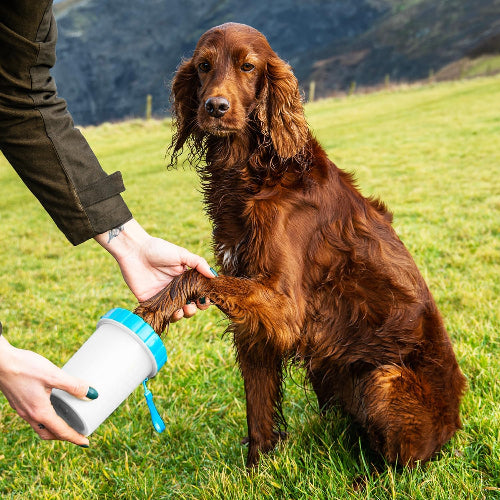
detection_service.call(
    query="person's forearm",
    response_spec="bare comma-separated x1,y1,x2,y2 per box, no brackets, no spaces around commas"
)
0,2,132,245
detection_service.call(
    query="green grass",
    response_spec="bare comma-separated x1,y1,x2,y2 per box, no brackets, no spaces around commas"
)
0,75,499,499
463,55,500,78
436,54,500,81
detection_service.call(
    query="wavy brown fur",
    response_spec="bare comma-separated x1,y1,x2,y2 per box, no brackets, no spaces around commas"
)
136,23,466,468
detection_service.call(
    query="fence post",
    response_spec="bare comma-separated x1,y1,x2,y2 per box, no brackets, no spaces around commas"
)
460,61,466,79
145,94,152,120
309,80,316,102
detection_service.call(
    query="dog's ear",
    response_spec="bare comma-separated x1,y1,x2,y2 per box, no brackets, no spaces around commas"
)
257,57,308,159
170,58,200,160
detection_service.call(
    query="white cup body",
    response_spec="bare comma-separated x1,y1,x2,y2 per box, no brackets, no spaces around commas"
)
51,318,158,436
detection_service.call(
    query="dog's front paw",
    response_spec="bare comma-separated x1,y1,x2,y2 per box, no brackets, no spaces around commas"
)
134,300,172,334
134,269,212,333
244,431,288,468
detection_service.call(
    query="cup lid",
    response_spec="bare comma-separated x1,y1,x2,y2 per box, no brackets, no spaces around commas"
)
99,308,167,373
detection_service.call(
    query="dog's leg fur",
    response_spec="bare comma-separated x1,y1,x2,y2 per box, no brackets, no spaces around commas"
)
135,269,301,349
341,364,461,465
236,340,285,467
135,269,296,467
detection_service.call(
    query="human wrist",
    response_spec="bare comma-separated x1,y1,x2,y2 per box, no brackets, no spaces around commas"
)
94,219,150,264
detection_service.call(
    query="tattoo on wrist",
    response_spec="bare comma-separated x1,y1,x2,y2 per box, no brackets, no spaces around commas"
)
107,225,124,243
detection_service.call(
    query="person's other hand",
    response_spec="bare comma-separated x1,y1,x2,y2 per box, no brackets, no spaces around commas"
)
0,335,95,446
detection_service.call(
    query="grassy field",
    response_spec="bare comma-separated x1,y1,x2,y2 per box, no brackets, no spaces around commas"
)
0,75,499,499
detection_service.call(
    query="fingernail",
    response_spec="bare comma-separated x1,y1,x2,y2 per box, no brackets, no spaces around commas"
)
199,297,206,305
78,444,89,448
210,267,219,277
86,387,99,400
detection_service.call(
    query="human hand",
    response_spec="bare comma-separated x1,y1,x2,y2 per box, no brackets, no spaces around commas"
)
95,219,217,321
0,335,95,446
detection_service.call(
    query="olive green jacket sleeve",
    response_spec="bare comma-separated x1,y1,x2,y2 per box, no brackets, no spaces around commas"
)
0,1,132,245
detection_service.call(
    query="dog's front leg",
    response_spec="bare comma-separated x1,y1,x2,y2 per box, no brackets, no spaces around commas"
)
134,269,292,337
236,340,285,468
134,269,260,333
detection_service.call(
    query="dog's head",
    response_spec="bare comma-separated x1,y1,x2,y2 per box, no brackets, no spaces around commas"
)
170,23,308,162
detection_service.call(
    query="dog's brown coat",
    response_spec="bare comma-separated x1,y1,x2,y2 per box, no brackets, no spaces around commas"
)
136,23,466,467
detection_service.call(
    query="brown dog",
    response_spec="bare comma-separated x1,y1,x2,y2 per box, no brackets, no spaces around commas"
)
135,23,466,468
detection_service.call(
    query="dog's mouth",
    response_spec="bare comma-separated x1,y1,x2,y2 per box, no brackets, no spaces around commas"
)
207,126,237,136
200,119,239,136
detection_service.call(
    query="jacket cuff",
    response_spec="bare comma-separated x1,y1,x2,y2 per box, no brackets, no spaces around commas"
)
78,171,126,208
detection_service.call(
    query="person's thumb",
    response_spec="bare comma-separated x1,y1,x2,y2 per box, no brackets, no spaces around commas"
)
182,251,218,279
51,369,98,401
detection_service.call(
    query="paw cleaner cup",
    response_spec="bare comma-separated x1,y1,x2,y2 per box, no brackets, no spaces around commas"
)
50,308,167,436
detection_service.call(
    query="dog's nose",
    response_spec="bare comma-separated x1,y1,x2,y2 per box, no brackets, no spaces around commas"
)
205,97,230,118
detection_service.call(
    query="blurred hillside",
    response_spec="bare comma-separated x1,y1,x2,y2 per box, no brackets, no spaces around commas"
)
52,0,500,125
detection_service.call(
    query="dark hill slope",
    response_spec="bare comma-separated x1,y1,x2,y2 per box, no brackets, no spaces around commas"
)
52,0,500,125
307,0,500,95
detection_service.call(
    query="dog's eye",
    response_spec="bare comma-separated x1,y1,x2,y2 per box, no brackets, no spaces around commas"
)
241,63,255,72
198,62,211,73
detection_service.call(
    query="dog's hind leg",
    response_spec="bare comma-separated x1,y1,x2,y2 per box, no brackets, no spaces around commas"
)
353,365,461,466
306,365,337,414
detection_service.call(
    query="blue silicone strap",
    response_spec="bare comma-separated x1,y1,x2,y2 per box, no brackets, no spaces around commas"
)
142,379,165,433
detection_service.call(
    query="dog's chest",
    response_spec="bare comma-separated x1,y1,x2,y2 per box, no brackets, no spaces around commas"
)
217,240,242,273
213,197,279,276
